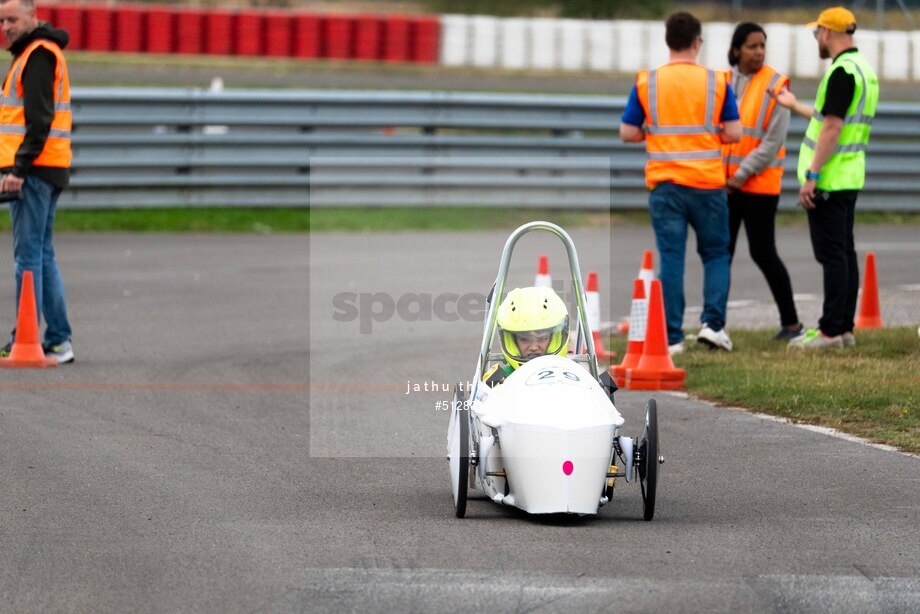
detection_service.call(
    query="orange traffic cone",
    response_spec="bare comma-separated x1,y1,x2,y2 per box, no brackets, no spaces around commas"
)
617,250,655,336
625,279,684,390
638,249,655,299
0,270,57,368
855,251,883,329
585,271,615,362
611,278,646,387
535,254,551,288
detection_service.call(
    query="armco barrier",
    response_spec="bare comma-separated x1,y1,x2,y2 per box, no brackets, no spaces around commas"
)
60,88,920,211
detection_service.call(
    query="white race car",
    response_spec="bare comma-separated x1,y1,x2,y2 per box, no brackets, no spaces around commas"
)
447,221,663,519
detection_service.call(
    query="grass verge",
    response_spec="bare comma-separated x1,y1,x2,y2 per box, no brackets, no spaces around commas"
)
0,207,631,233
0,207,916,233
605,328,920,455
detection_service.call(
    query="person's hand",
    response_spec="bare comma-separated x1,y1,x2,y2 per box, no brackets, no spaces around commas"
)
770,86,797,110
799,179,818,209
726,176,744,193
1,174,23,193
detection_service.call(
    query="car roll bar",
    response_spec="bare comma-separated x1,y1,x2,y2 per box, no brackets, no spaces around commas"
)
477,221,599,383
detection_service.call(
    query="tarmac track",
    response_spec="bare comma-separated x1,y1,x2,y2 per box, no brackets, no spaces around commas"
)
0,226,917,613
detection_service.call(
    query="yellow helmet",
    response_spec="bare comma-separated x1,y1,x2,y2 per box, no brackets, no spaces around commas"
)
496,286,569,370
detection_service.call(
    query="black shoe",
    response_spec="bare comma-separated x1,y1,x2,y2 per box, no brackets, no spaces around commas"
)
772,324,804,341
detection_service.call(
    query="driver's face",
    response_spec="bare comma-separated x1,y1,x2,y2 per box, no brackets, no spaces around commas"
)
515,331,551,358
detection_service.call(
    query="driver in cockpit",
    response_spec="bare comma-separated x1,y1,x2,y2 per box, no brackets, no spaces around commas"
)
482,286,570,388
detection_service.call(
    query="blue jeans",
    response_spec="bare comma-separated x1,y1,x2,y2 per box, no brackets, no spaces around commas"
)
649,182,730,345
9,175,71,346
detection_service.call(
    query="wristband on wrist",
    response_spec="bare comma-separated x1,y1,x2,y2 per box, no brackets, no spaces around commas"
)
806,170,820,181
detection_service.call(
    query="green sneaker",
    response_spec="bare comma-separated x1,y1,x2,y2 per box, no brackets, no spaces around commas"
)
788,328,844,350
43,340,74,364
0,341,10,358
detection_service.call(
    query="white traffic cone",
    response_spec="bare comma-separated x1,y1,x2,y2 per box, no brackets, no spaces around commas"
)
586,271,615,361
638,249,655,302
618,250,655,335
534,254,551,288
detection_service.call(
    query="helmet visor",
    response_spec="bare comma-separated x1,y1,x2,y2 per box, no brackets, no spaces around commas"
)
499,318,568,365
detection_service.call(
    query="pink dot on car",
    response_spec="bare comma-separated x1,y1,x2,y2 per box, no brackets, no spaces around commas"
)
562,460,574,476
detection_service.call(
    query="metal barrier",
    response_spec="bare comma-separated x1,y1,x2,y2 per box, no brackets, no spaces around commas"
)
64,88,920,210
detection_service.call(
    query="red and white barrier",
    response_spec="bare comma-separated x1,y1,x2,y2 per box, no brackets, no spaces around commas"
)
587,21,614,72
764,23,792,76
147,9,175,54
615,20,643,72
530,18,558,70
114,7,144,53
205,10,234,56
560,19,585,71
471,16,499,68
29,6,919,81
295,15,321,59
794,26,826,78
384,15,410,63
646,21,669,68
913,32,920,81
882,32,909,80
501,18,528,69
441,14,468,66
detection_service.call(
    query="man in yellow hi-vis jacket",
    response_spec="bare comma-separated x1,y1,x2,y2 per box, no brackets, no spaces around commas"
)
774,7,879,351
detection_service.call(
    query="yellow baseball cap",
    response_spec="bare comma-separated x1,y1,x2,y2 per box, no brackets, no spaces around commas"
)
806,7,858,33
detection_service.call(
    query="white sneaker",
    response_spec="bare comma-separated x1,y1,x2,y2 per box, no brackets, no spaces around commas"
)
668,342,685,355
788,329,843,350
842,332,856,347
697,324,733,351
43,340,74,364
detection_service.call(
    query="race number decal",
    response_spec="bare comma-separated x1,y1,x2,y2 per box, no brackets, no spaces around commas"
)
524,367,591,388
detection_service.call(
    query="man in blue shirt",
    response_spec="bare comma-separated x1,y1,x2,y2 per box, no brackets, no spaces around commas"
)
620,12,741,355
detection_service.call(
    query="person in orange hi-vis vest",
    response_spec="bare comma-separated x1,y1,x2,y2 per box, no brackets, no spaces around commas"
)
723,22,803,342
620,12,741,356
0,0,74,364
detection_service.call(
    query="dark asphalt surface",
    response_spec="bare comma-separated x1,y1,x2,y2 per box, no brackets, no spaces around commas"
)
0,228,917,613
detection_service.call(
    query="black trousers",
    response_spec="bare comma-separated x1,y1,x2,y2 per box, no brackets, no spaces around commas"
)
728,191,799,327
806,190,859,337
